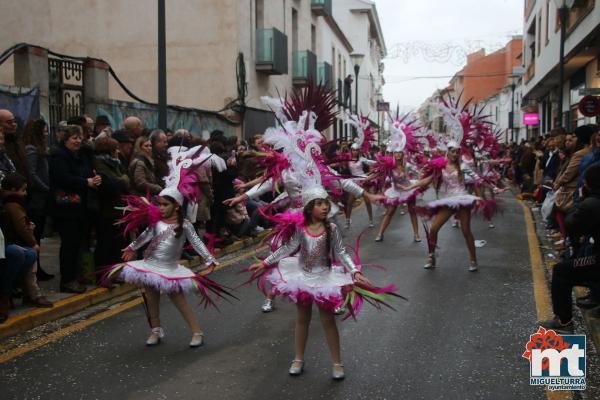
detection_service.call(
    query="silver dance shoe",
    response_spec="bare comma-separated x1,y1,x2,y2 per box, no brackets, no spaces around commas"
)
424,253,436,269
332,363,345,380
189,332,204,347
289,359,304,376
146,327,164,346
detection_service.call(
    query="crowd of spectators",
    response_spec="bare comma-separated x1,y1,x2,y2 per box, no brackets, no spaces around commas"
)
509,124,600,332
0,109,274,323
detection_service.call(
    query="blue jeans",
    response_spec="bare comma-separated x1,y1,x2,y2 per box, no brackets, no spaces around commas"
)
1,245,37,295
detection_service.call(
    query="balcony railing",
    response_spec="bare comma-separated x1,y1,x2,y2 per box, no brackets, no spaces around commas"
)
317,62,333,90
292,50,317,86
311,0,332,16
256,28,288,75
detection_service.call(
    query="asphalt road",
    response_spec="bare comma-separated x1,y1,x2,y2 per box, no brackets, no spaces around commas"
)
0,193,548,400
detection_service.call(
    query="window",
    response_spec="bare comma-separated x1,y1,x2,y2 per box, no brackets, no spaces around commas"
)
311,25,316,53
537,13,541,56
555,0,595,34
545,0,549,46
331,47,336,82
292,8,298,53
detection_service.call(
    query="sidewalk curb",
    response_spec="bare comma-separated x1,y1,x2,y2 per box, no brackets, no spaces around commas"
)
0,230,270,342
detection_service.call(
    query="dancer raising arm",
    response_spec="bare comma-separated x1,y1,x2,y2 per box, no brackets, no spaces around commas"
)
402,142,481,271
102,145,235,347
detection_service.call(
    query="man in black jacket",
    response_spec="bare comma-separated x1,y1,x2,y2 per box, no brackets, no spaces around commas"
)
541,164,600,333
541,136,560,183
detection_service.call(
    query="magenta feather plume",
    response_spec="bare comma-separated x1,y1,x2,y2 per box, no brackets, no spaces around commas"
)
317,161,344,198
255,150,291,192
421,157,447,183
283,82,338,132
476,197,501,221
259,209,305,251
177,167,201,203
201,232,221,257
115,195,161,237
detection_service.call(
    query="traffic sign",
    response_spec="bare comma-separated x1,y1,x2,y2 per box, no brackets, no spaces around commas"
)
578,95,600,117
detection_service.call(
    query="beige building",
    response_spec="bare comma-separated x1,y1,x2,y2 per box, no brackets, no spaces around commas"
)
0,0,387,140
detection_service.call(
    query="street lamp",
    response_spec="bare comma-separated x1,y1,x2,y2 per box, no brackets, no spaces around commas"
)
350,53,365,115
375,92,383,144
553,0,575,128
507,73,521,143
158,0,167,130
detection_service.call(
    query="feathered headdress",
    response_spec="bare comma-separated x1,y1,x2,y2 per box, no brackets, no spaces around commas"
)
345,111,375,154
434,92,494,154
260,84,340,206
386,113,423,154
160,145,221,206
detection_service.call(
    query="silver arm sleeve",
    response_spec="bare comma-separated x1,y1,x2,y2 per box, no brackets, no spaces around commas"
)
245,177,273,200
263,229,301,266
183,221,217,265
360,157,377,166
331,224,359,274
341,178,365,197
128,226,154,251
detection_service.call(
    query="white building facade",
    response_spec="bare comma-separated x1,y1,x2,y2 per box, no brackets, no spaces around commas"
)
522,0,600,136
333,0,387,133
0,0,387,140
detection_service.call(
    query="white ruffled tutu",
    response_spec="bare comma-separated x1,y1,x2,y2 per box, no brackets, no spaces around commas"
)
417,194,481,218
115,260,199,293
382,186,419,206
267,256,353,310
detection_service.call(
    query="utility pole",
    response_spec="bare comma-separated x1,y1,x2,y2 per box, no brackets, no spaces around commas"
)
158,0,167,130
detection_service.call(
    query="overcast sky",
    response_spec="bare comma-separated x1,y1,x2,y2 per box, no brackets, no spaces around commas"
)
374,0,524,112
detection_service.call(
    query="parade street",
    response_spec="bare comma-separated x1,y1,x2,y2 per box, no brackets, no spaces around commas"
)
2,193,585,400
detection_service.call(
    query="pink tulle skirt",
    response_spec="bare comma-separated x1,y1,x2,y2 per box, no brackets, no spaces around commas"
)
267,257,353,312
416,194,481,218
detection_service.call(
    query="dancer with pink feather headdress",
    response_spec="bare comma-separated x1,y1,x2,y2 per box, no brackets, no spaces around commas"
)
242,91,403,380
363,113,428,243
100,145,235,348
343,111,377,229
224,84,384,313
402,95,485,272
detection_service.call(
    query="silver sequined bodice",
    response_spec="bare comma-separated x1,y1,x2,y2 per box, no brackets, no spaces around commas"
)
264,224,358,274
391,169,410,189
442,169,468,197
129,220,216,268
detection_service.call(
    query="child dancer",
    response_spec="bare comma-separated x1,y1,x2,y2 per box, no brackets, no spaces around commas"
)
103,146,233,347
248,187,400,380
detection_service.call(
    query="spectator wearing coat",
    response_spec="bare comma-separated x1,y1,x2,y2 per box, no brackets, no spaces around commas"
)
93,137,131,277
49,125,102,293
